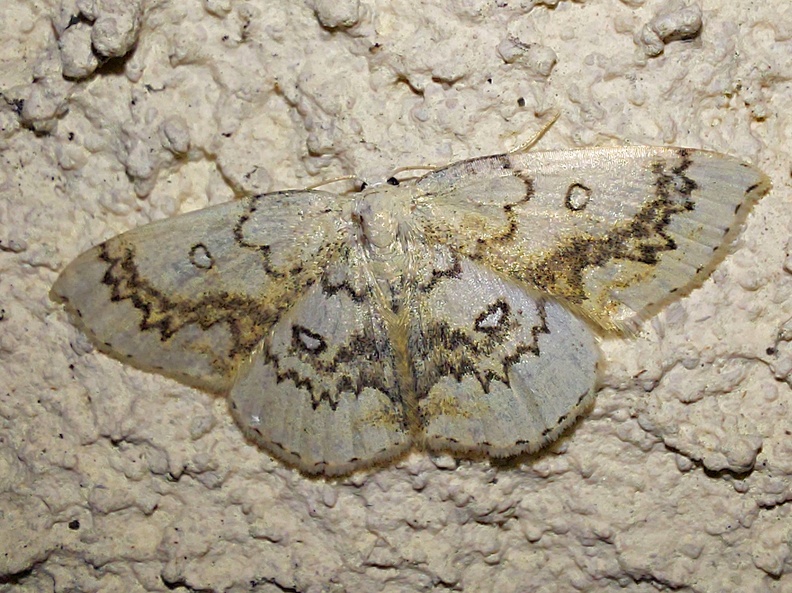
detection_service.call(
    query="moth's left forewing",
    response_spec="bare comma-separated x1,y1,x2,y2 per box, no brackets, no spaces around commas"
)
51,190,346,393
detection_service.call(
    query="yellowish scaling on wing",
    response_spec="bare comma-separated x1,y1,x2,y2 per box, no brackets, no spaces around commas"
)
52,143,769,475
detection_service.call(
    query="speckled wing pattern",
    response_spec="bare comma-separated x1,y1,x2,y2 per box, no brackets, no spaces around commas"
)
51,146,769,475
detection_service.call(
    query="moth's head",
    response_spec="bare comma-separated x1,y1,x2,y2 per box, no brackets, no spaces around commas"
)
352,183,412,249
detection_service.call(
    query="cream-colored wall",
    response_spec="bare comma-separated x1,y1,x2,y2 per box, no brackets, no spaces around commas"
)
1,0,790,591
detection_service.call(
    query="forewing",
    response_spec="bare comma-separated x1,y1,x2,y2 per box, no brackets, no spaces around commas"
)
51,190,344,393
414,147,770,331
411,258,599,457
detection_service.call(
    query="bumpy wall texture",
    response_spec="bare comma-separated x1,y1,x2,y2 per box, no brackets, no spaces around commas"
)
1,1,791,592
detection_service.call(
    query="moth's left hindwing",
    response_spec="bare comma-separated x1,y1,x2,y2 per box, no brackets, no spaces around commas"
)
229,279,412,475
51,190,344,393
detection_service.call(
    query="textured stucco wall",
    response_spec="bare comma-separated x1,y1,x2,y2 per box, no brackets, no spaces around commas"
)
1,0,791,591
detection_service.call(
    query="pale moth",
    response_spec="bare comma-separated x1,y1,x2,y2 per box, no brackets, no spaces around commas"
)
52,140,770,476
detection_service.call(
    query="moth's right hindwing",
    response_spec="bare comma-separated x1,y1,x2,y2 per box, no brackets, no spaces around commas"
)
411,258,598,456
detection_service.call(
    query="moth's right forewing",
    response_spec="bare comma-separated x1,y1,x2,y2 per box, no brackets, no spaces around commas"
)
414,147,769,332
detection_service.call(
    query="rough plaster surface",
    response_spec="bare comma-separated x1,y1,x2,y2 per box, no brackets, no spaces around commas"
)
1,1,791,591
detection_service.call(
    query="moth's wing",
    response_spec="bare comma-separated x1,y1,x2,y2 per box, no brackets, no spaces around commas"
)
411,257,598,457
229,274,412,476
51,190,345,393
414,147,770,332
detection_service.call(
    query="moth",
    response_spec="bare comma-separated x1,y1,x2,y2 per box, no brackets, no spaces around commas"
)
52,146,770,475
